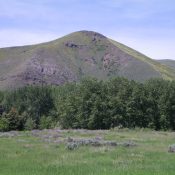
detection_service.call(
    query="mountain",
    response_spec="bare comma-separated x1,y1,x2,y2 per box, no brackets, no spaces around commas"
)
157,59,175,70
0,30,175,89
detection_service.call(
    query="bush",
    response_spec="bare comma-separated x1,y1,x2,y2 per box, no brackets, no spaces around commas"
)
0,117,9,131
2,108,22,131
24,118,36,131
66,142,79,150
39,116,55,130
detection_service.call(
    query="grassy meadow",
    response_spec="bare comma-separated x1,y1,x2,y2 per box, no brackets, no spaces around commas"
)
0,129,175,175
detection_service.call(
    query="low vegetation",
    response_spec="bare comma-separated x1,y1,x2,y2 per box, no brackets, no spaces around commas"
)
1,77,175,131
0,129,175,175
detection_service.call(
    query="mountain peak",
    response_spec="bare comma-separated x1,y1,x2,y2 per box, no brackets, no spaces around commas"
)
0,30,175,89
77,30,107,39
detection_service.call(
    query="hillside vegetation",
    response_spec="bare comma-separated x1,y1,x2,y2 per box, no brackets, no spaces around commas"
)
1,77,175,131
158,59,175,70
0,31,175,89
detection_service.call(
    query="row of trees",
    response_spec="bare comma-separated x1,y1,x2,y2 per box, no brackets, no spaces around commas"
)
0,77,175,131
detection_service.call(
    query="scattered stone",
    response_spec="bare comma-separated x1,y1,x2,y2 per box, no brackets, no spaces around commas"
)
67,138,101,147
64,136,137,150
67,137,73,142
104,141,118,147
31,130,41,137
0,129,137,151
122,141,137,147
52,134,63,139
55,129,62,133
95,136,103,140
66,138,119,148
168,144,175,153
0,131,19,138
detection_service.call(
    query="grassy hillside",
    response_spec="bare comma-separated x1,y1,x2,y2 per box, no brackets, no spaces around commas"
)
158,59,175,70
0,30,175,89
110,39,175,80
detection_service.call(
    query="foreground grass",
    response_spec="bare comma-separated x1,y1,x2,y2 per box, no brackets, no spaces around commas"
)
0,129,175,175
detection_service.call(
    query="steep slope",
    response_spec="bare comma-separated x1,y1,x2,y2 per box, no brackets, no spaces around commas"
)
157,59,175,70
0,30,175,89
110,40,175,80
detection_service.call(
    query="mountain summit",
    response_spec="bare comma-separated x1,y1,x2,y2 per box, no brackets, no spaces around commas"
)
0,30,175,89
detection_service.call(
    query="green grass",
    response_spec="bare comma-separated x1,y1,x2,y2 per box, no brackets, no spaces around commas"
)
158,60,175,70
0,129,175,175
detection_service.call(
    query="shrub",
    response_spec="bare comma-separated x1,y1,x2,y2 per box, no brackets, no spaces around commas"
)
39,116,55,130
2,108,22,131
24,118,36,131
66,142,79,150
0,117,9,131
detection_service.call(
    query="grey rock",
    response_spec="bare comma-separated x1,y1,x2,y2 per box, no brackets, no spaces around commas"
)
168,144,175,153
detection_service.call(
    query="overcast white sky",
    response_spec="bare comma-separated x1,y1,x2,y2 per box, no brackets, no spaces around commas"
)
0,0,175,60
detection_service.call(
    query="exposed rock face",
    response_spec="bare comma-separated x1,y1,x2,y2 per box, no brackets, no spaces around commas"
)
65,41,79,48
21,55,77,86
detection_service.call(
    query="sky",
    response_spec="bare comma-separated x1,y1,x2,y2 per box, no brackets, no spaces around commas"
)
0,0,175,60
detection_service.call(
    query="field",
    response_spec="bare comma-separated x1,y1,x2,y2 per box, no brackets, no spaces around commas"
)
0,129,175,175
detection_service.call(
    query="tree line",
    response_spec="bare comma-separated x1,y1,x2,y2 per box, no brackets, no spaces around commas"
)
0,77,175,131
